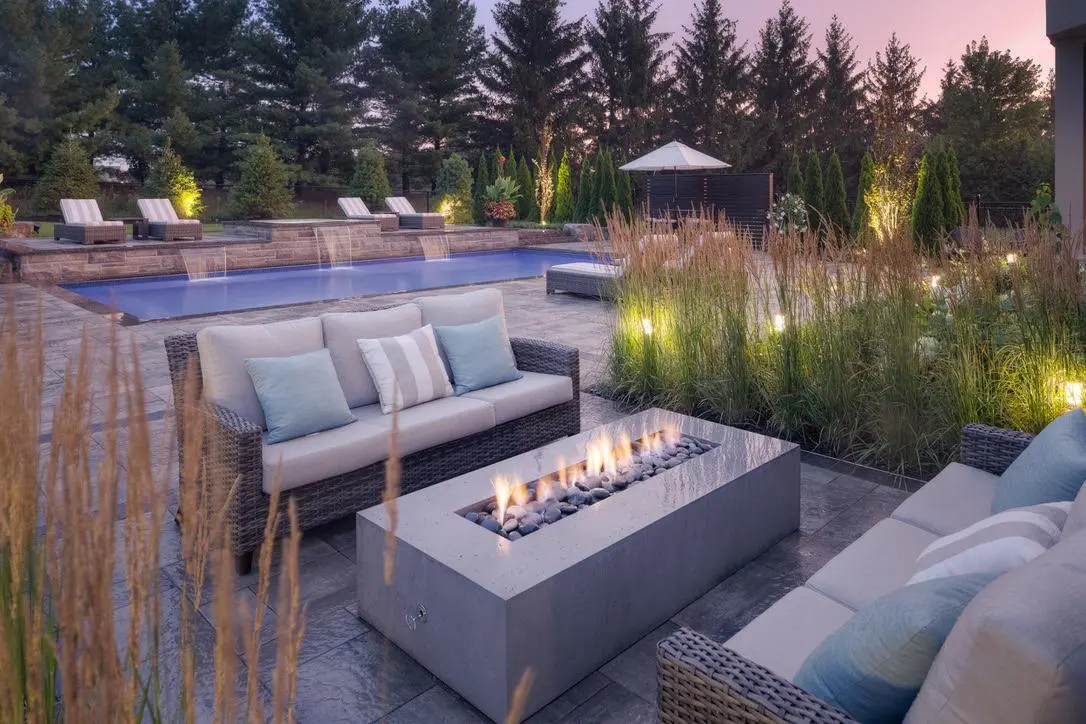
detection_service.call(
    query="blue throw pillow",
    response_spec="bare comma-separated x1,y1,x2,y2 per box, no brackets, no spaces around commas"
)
992,408,1086,513
794,573,997,724
245,349,355,444
433,315,522,395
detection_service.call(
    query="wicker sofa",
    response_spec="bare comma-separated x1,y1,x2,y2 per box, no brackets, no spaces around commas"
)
658,423,1086,723
165,288,580,574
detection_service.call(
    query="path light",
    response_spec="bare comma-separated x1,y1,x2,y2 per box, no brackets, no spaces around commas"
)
1006,253,1018,265
1064,381,1084,408
929,275,941,291
772,314,786,333
640,318,653,336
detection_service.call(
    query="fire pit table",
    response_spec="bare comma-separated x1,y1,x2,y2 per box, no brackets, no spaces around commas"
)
356,408,800,722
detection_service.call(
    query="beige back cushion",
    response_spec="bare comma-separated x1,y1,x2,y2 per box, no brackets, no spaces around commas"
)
60,199,104,224
138,198,179,222
905,528,1086,723
386,197,414,214
415,287,509,375
197,318,324,428
320,304,422,408
338,197,371,218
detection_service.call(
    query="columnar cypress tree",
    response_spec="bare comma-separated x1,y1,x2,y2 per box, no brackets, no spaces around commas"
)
554,151,574,222
787,154,804,195
803,150,825,230
515,156,534,219
911,150,946,254
349,140,393,208
852,151,875,237
489,147,503,184
33,138,100,213
824,151,849,235
574,159,593,222
229,135,293,220
506,149,517,179
939,148,966,230
617,168,634,218
472,151,490,224
597,150,617,217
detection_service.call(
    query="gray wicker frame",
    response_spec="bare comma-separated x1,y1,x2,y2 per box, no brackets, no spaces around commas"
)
656,422,1035,723
55,223,125,245
395,213,445,230
165,331,580,573
148,221,203,241
374,214,400,231
546,267,618,300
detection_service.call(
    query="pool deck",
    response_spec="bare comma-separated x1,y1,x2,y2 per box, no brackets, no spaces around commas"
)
3,276,918,722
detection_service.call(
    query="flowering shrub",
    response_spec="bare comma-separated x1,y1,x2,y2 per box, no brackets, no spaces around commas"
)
484,199,517,221
769,193,809,234
484,176,521,222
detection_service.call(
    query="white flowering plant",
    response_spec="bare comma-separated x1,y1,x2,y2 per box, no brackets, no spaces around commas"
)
769,193,809,234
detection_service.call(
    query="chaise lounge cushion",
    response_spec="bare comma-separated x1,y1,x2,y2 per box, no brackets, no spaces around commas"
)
725,587,855,682
807,518,938,611
352,396,496,457
992,408,1086,512
321,305,422,407
463,371,574,425
891,462,1000,536
906,530,1086,724
263,419,389,493
198,318,324,429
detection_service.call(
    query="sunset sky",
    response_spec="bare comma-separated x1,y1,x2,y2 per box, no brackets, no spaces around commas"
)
475,0,1052,98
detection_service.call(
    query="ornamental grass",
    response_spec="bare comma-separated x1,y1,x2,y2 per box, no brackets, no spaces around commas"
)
604,211,1086,478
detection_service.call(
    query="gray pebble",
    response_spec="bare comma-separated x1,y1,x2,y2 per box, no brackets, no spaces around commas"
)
522,512,544,527
590,487,611,500
558,502,578,515
665,458,681,469
602,482,615,493
507,505,527,520
486,501,497,512
508,531,522,541
575,480,591,492
526,500,545,514
466,511,480,523
482,517,502,533
613,477,629,490
555,486,568,501
543,506,561,523
503,518,519,533
567,492,588,506
519,522,539,535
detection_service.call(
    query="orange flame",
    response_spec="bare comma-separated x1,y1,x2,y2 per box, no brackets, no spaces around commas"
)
511,480,530,507
536,476,553,502
494,475,512,524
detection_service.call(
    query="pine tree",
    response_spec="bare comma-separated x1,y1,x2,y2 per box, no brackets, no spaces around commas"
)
349,140,393,209
575,158,594,222
671,0,747,161
911,150,946,254
617,168,634,217
472,151,490,224
803,150,825,230
554,152,574,222
868,33,924,170
515,156,534,219
229,136,293,219
941,147,966,229
146,142,204,219
824,151,849,235
814,17,867,177
33,138,100,213
787,154,804,195
482,0,589,159
597,150,617,218
852,151,876,238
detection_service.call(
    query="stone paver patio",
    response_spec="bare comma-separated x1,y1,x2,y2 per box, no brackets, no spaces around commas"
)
3,276,911,723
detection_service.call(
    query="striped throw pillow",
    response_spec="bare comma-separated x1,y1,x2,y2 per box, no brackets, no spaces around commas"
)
356,325,453,414
908,501,1072,585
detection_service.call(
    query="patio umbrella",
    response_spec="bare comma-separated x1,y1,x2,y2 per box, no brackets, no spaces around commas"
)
619,141,731,204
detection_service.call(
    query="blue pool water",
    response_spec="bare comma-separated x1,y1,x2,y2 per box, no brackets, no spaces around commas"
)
63,249,593,321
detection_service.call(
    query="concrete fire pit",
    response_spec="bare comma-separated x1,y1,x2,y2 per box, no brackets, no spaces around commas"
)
356,409,800,722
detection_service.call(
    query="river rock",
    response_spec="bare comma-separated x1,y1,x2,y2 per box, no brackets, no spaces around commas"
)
481,517,502,533
543,506,561,523
566,492,588,506
502,518,519,533
575,480,592,492
522,512,544,527
613,477,629,490
590,487,611,501
508,531,522,541
558,502,578,515
486,501,497,513
519,522,539,535
506,505,527,520
466,511,480,523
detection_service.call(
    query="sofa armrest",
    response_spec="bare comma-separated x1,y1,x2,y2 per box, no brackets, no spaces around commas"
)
200,401,264,536
510,337,580,390
657,628,857,724
959,423,1034,476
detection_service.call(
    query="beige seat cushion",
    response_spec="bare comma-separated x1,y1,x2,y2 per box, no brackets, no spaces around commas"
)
906,530,1086,724
320,305,422,407
891,462,1000,536
197,318,324,428
262,420,388,493
806,518,938,611
463,371,573,424
725,587,855,682
352,396,495,456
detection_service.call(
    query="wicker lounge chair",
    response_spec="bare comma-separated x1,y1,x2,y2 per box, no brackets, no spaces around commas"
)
546,234,705,300
337,197,399,231
137,198,203,241
385,196,446,230
55,199,125,245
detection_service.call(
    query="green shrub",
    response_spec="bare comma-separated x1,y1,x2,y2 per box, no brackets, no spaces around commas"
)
349,140,392,209
472,152,490,224
575,158,595,223
803,150,825,231
1027,183,1062,230
0,173,14,232
911,150,946,253
228,135,293,220
938,148,966,230
435,154,474,225
146,142,203,218
515,156,534,220
852,152,875,238
596,150,617,219
617,167,634,218
552,152,574,223
824,151,849,235
788,154,804,195
33,138,99,213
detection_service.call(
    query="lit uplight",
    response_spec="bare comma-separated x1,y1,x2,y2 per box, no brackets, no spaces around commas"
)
1065,381,1084,408
772,314,786,333
640,318,653,335
929,275,941,291
1006,253,1018,265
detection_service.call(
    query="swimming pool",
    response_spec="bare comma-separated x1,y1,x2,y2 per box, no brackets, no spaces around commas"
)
62,249,594,322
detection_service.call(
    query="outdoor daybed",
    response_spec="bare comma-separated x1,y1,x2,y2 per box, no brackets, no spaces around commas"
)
137,198,203,241
165,288,580,574
658,422,1086,723
385,196,445,230
338,197,399,231
55,199,125,245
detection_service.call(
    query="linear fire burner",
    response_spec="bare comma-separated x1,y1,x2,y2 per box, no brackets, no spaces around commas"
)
356,409,800,722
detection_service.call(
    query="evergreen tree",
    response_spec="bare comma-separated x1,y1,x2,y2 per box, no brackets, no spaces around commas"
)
248,0,370,183
472,151,490,224
482,0,589,159
33,139,100,213
229,135,293,219
940,147,966,229
575,158,594,222
671,0,748,163
507,149,518,179
852,151,876,238
814,17,867,177
617,168,634,217
491,147,507,181
787,154,804,195
596,151,617,218
349,140,393,208
911,150,946,253
824,151,849,235
554,152,574,222
146,142,204,219
867,33,924,170
436,153,474,224
803,150,825,230
749,0,816,179
515,156,534,219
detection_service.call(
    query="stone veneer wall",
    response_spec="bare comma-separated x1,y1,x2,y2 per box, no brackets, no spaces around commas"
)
6,223,569,284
